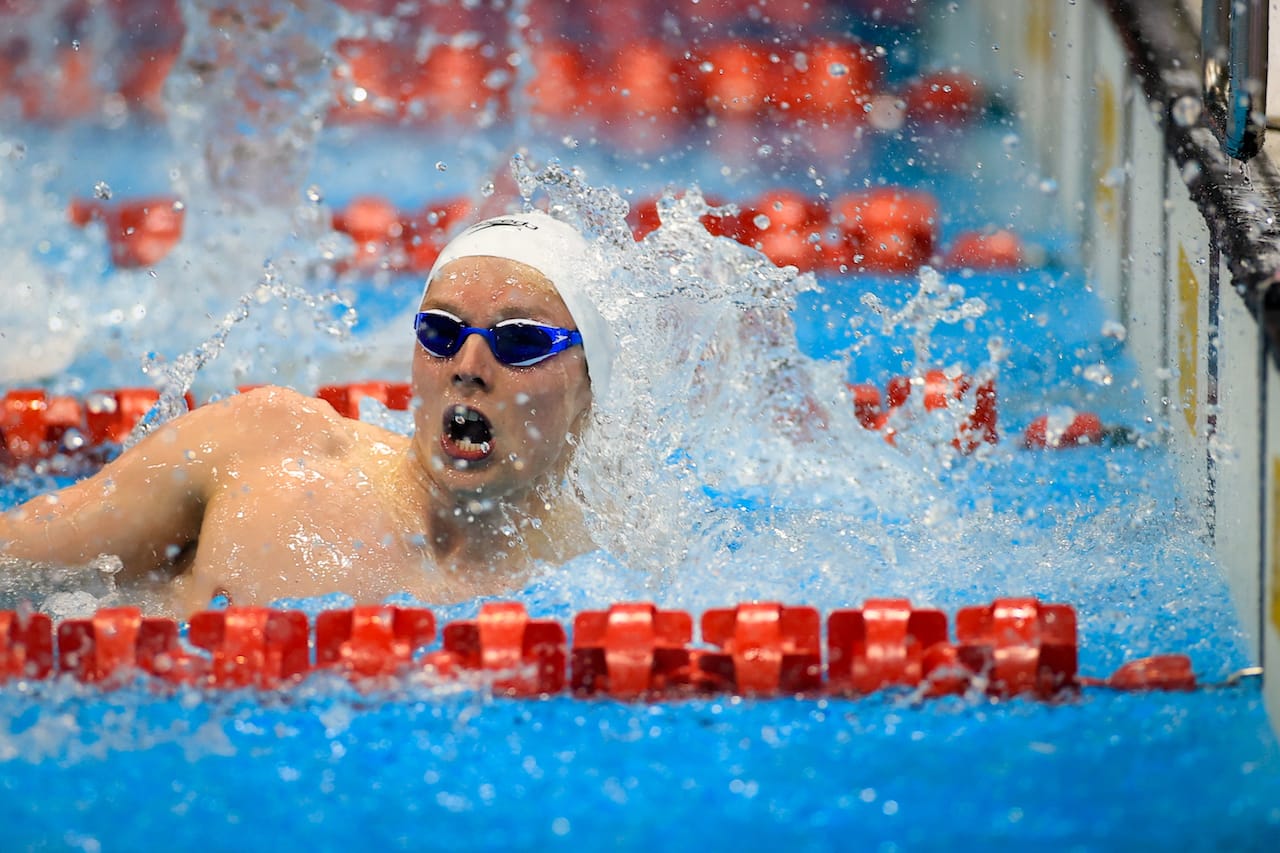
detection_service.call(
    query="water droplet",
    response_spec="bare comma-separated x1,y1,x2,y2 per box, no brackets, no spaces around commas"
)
435,161,448,172
93,181,112,200
306,185,323,204
480,181,495,197
1100,166,1126,188
1082,363,1113,386
1101,320,1127,342
1171,95,1202,127
71,39,80,51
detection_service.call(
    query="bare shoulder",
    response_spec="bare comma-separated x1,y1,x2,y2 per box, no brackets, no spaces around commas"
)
217,385,344,428
243,383,361,439
167,385,359,461
211,385,407,457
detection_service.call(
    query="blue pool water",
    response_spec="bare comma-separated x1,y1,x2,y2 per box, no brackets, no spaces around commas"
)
3,2,1280,849
3,230,1278,850
2,688,1276,851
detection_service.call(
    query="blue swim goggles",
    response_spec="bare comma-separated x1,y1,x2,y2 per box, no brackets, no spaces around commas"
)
414,309,583,367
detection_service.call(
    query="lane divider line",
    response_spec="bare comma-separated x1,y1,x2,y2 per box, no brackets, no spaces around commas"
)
1,598,1200,699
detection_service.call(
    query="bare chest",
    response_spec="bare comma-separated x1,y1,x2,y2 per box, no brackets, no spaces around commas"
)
176,455,458,609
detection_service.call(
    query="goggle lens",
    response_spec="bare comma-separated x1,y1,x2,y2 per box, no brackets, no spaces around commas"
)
416,312,466,358
414,310,582,367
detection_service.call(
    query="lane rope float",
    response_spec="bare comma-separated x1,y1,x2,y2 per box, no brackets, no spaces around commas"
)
66,187,1024,276
3,376,1145,472
0,598,1212,700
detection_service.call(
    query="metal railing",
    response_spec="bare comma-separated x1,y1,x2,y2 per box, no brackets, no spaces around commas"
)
1201,0,1269,160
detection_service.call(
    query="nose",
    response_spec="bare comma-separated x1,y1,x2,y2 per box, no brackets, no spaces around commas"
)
450,331,494,390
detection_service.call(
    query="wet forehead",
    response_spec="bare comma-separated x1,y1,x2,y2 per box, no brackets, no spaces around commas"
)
422,255,573,325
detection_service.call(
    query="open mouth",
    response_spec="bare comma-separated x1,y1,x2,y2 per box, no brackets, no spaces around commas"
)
441,404,494,464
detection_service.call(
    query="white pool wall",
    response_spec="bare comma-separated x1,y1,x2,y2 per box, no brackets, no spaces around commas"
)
936,0,1280,733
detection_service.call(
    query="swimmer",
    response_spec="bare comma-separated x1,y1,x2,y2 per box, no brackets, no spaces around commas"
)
0,211,614,615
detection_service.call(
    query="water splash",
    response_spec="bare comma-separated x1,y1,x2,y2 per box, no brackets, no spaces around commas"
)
0,131,93,386
859,265,988,366
0,554,122,619
164,0,346,214
0,2,1241,686
127,264,357,448
503,159,973,601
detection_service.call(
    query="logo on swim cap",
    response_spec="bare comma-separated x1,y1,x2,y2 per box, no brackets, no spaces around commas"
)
465,218,540,235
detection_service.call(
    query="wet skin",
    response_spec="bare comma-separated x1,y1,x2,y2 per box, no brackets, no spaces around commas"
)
0,256,594,616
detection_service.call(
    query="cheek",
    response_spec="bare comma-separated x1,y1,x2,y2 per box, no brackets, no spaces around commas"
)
511,391,562,437
412,346,442,379
410,352,430,390
411,352,454,406
511,384,584,445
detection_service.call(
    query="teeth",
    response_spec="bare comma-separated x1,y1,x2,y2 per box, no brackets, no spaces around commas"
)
444,405,492,459
453,438,491,454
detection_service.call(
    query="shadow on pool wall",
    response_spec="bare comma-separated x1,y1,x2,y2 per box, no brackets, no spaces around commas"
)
2,0,1280,848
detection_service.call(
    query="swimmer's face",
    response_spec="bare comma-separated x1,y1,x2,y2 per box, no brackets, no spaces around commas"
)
411,255,592,508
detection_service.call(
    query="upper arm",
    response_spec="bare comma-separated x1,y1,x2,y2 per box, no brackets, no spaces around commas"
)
0,395,237,578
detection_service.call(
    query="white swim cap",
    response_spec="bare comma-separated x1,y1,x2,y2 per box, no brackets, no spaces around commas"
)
424,210,614,399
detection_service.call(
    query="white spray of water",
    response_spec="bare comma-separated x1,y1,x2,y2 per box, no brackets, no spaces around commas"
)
164,0,346,215
0,132,93,386
0,2,1239,681
127,264,357,449
494,159,986,609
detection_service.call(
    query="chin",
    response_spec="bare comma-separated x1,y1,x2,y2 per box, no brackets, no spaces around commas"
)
432,463,513,509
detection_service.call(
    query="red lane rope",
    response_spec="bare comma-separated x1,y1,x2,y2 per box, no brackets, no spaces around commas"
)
65,187,1023,276
4,374,1131,470
6,14,985,133
0,370,1005,471
0,598,1196,699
